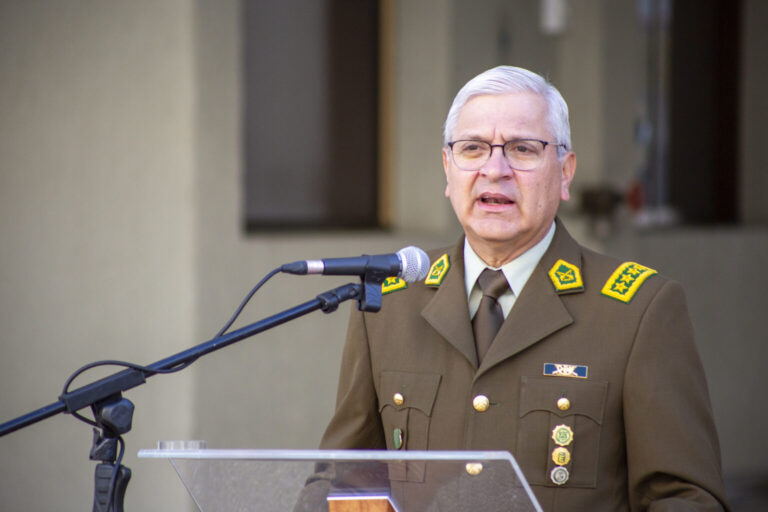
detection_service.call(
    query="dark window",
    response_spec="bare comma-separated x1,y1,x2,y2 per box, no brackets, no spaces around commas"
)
669,0,741,224
242,0,380,230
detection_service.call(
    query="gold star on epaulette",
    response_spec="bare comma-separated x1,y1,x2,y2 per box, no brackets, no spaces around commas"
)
381,276,407,295
601,262,657,303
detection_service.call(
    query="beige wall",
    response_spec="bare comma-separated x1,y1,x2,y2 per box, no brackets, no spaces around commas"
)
0,1,766,510
0,1,198,509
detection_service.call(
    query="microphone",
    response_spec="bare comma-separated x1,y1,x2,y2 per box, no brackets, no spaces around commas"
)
281,246,430,283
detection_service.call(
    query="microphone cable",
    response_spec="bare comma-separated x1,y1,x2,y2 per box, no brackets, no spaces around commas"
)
61,265,284,427
57,265,283,511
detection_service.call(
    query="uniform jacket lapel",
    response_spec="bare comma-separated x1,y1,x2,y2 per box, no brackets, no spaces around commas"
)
421,241,479,368
479,219,581,374
420,221,585,373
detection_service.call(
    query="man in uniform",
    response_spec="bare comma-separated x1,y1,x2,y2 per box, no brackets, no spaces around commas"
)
318,66,729,510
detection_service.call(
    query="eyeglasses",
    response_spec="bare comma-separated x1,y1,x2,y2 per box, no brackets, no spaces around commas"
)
447,139,567,172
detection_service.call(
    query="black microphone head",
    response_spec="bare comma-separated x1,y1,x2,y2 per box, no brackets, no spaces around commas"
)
396,246,430,282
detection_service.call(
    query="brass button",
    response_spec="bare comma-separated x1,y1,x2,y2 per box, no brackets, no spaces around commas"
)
557,397,571,411
465,462,483,476
472,395,490,412
552,447,571,466
393,392,404,406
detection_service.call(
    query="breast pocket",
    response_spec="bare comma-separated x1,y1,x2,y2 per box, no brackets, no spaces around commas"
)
378,370,441,450
378,371,441,483
516,376,608,488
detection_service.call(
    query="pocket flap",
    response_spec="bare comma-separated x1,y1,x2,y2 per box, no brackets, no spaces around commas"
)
379,371,441,416
519,376,608,424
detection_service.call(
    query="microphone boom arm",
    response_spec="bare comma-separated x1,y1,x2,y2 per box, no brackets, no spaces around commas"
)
0,281,363,436
0,272,387,511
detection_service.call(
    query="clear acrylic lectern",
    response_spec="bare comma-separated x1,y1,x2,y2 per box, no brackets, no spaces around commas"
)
138,444,542,512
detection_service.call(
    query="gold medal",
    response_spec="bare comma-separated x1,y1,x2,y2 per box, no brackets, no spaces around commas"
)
552,447,571,466
552,424,574,446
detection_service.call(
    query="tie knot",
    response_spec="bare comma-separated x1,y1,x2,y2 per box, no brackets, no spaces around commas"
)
477,268,509,300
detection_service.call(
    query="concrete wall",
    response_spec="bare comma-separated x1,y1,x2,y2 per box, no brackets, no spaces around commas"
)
0,1,198,509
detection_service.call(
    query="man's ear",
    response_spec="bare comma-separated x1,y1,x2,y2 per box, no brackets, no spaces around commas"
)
560,152,576,201
442,147,451,198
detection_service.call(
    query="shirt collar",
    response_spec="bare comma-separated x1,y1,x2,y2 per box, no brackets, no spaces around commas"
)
464,221,556,298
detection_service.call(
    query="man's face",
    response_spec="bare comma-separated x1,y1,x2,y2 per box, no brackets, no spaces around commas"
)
442,92,576,262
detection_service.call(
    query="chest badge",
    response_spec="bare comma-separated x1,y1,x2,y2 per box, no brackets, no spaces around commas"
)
544,363,588,379
552,424,574,446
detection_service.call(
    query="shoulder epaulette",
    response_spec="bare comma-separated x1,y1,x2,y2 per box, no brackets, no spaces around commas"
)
381,276,407,295
601,262,657,303
548,259,584,293
424,253,450,286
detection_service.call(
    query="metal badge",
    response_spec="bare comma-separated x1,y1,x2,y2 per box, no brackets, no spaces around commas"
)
393,428,404,450
550,466,570,485
552,424,574,446
551,447,571,466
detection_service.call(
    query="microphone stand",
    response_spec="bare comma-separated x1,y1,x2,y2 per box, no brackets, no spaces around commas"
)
0,275,382,511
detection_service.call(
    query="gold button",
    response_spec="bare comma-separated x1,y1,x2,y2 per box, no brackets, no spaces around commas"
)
557,397,571,411
472,395,490,412
393,393,404,406
552,447,571,466
465,462,483,476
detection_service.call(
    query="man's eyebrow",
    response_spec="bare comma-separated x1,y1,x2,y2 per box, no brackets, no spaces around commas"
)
452,132,488,141
454,133,540,142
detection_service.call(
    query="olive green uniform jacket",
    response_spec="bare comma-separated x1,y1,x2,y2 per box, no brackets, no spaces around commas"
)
319,221,729,511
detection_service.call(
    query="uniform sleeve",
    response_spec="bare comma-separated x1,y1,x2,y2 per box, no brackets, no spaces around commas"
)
623,280,730,511
319,307,386,449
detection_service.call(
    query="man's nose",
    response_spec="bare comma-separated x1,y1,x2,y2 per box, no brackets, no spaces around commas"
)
480,145,513,179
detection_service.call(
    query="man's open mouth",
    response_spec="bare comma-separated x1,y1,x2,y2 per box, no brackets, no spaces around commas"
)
479,193,514,205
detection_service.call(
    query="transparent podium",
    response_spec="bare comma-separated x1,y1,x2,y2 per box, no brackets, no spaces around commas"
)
138,443,543,512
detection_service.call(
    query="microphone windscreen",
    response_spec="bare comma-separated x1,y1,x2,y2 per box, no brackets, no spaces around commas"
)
397,246,430,282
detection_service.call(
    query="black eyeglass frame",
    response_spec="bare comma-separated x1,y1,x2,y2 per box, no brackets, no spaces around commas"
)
446,138,568,171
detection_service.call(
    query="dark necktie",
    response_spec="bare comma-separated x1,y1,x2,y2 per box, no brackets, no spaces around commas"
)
472,269,510,363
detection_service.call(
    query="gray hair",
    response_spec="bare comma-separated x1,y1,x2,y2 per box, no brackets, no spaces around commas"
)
443,66,571,159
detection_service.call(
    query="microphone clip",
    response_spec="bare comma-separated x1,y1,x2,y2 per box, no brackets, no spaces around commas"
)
358,275,383,312
313,273,383,313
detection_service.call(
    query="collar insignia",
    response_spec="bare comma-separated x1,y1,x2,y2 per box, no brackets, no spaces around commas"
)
544,363,588,379
381,276,407,295
424,253,450,287
601,262,657,303
548,259,584,293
